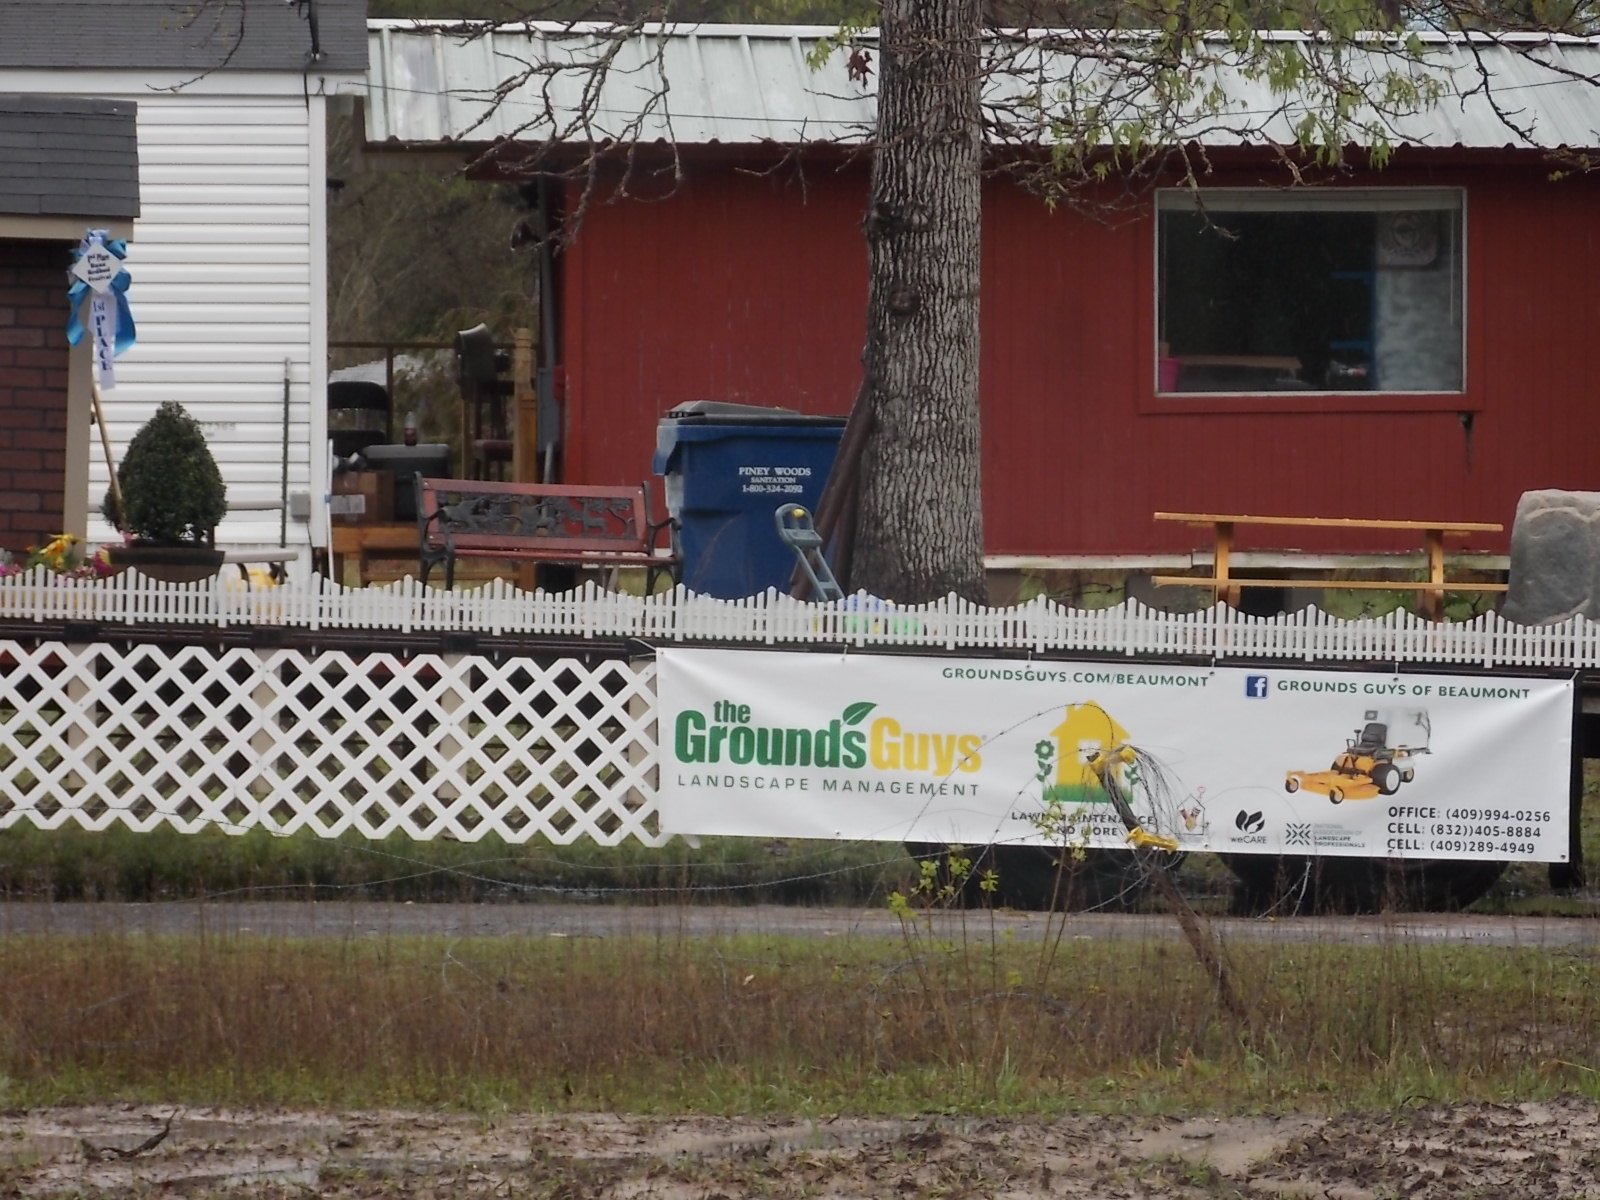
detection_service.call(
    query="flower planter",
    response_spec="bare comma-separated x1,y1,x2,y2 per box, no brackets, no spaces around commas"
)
108,544,225,584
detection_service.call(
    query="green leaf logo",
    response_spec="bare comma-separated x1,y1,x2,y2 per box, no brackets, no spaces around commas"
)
842,702,876,726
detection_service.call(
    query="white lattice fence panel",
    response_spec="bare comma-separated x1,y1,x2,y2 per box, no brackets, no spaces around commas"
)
0,640,665,845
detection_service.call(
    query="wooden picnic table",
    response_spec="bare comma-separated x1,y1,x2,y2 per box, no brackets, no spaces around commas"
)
1151,512,1507,620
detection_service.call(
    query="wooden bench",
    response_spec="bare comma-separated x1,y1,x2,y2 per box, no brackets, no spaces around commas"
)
329,523,418,586
1151,512,1508,620
417,477,679,592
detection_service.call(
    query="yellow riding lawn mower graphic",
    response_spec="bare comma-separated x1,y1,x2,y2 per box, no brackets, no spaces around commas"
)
1284,708,1432,804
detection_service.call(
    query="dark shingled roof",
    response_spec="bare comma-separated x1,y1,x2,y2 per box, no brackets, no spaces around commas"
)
0,95,139,219
0,0,368,73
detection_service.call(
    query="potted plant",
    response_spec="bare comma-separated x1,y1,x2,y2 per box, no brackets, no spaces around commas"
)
103,401,228,582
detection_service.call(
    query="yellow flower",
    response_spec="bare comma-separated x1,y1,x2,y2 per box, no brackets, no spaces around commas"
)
28,534,82,573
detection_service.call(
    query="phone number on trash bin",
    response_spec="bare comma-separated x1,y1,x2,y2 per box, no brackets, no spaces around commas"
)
741,482,805,494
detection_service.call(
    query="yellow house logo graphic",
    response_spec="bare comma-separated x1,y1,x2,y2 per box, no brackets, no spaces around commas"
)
1048,703,1131,789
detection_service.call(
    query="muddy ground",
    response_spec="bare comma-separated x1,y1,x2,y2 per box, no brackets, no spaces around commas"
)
4,1100,1597,1198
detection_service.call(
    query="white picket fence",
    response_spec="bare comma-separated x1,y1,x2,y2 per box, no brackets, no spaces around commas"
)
2,567,1598,668
1,572,1590,846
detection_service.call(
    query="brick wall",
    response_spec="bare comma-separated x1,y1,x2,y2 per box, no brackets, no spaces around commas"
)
0,240,70,550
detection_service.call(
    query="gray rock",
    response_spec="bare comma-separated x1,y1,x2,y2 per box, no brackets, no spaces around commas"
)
1501,490,1600,624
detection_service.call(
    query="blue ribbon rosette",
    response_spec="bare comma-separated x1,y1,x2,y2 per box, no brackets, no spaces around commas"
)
66,230,137,355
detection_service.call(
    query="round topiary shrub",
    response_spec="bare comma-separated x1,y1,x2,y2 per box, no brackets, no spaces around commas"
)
103,401,227,545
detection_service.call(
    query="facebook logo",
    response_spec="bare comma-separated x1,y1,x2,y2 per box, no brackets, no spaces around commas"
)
1245,675,1270,699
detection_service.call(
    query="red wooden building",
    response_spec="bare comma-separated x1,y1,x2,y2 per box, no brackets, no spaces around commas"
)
363,24,1600,571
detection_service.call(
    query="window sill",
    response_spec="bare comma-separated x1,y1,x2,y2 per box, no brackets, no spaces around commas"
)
1139,391,1478,416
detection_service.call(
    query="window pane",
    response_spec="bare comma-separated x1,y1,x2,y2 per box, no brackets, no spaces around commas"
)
1157,195,1464,394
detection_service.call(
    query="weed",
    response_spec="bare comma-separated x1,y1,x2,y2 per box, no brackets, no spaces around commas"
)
0,930,1592,1115
0,825,903,906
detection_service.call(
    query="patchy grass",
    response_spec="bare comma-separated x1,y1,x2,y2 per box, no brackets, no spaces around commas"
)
2,773,1594,912
1484,760,1600,912
0,825,905,906
0,929,1595,1115
0,765,1591,919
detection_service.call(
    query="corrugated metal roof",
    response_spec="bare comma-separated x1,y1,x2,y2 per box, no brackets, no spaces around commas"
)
363,22,1600,152
0,0,368,74
364,22,871,147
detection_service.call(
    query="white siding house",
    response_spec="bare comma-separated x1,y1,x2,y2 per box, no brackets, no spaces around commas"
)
0,0,369,557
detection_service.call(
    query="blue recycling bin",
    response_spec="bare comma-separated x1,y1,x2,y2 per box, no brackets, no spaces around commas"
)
653,401,847,598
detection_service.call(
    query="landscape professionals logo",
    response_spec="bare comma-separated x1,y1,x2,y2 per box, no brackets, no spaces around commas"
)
1285,822,1313,846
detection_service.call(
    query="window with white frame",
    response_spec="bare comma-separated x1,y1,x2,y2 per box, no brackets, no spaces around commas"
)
1156,189,1465,394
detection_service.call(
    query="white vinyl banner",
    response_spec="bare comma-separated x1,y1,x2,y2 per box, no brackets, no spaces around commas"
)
656,650,1573,863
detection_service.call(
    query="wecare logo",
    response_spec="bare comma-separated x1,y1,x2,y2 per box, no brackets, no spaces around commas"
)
1230,808,1268,845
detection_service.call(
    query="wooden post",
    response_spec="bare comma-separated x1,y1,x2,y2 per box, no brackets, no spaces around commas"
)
1423,527,1446,621
512,327,539,591
1214,520,1238,607
91,379,123,529
512,327,538,484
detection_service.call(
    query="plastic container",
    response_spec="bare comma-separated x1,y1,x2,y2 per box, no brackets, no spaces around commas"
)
653,401,846,598
1158,357,1181,392
361,442,450,522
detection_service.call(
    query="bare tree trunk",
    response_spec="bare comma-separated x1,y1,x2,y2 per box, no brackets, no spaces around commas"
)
852,0,986,604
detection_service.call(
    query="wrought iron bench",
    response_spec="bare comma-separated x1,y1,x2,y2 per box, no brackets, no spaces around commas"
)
416,477,679,592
